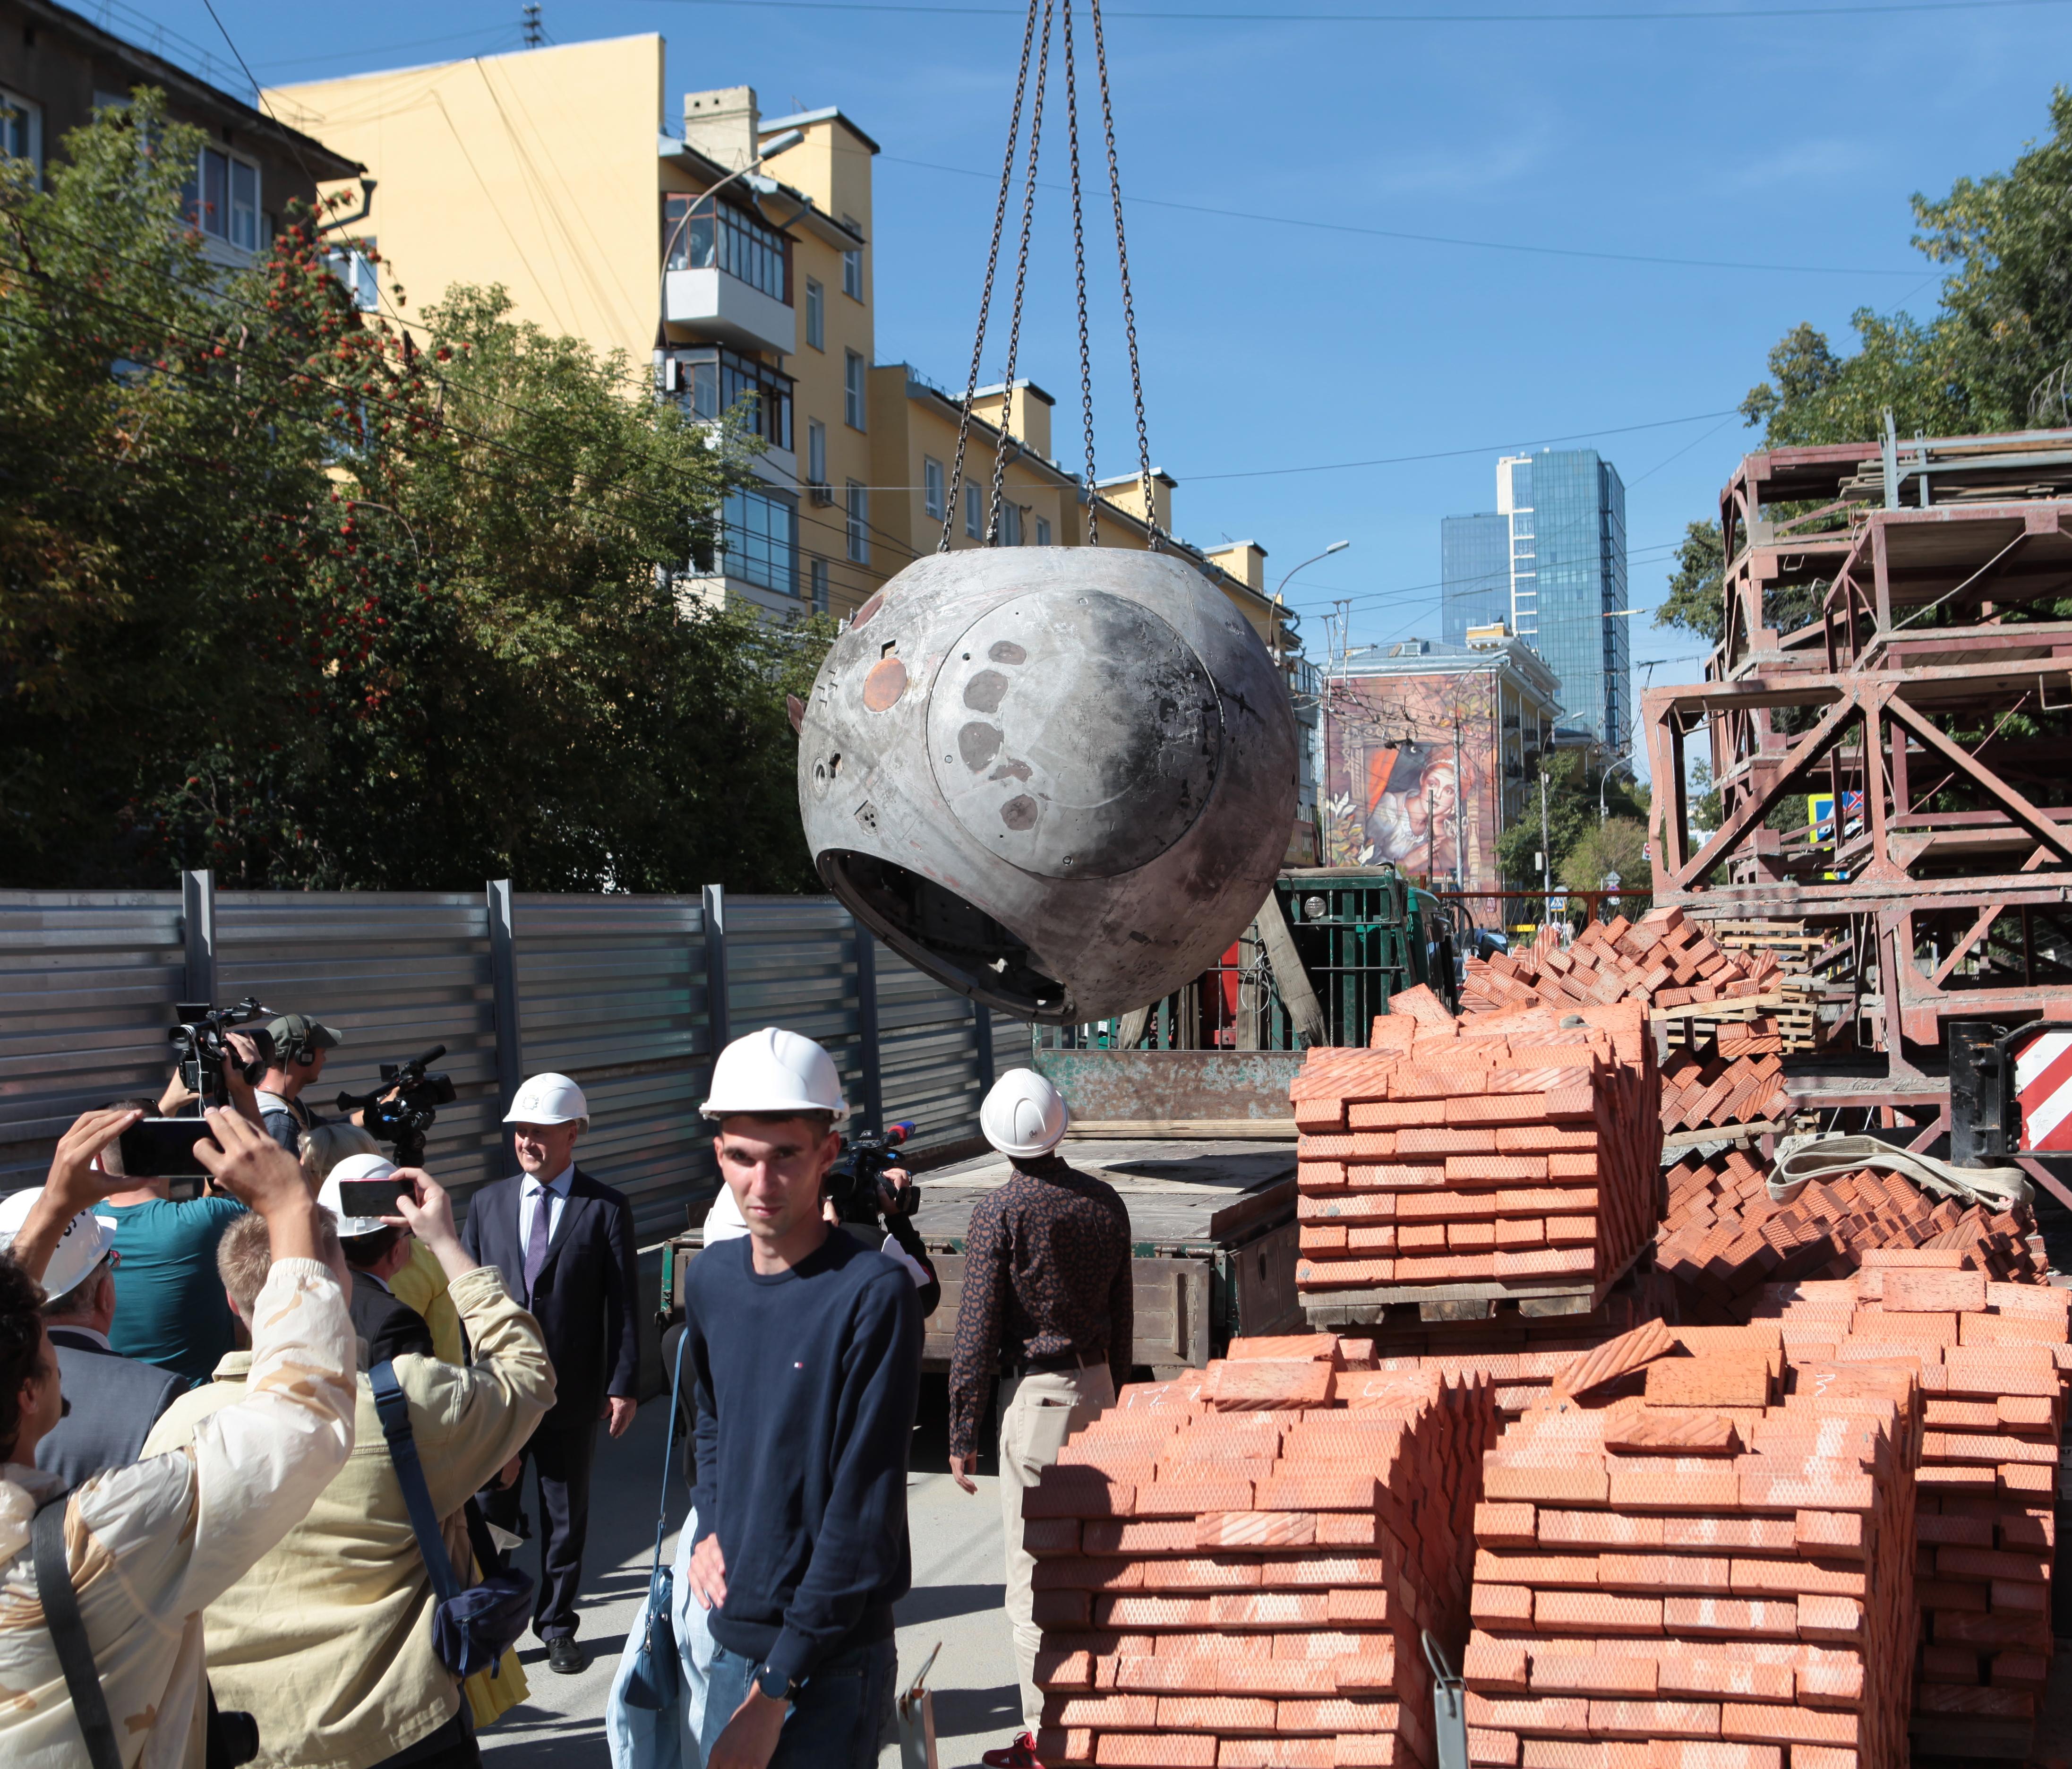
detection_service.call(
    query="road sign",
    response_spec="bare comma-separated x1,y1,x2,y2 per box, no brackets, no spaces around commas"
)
2014,1027,2072,1154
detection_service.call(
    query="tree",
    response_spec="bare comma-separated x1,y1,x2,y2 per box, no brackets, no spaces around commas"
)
1654,520,1726,645
1494,750,1645,897
0,94,823,892
1559,816,1648,897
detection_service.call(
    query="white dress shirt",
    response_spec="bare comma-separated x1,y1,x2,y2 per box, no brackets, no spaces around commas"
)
518,1162,575,1250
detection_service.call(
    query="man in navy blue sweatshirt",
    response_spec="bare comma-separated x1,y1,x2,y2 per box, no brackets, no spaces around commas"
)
684,1027,923,1769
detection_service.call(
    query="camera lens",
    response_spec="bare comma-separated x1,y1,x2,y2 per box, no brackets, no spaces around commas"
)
216,1710,260,1767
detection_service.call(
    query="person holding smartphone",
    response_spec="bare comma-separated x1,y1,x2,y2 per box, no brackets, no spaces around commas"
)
318,1155,439,1365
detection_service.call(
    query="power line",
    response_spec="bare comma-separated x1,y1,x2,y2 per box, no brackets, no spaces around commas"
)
634,0,2072,21
883,155,1927,279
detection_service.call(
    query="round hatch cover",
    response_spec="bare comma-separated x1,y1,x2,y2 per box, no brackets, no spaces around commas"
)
928,587,1223,879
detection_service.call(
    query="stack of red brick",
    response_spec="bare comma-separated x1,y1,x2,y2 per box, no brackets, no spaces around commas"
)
1744,1257,2072,1758
1290,999,1661,1301
1462,907,1778,1017
1024,1333,1497,1769
1658,1048,1788,1137
1459,1321,1922,1769
1657,1150,2050,1312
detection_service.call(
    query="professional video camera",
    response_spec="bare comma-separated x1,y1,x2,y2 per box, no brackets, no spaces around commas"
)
169,998,274,1108
825,1119,918,1228
337,1044,456,1166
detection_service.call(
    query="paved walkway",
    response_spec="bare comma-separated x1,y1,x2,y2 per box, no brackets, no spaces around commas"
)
478,1394,1021,1769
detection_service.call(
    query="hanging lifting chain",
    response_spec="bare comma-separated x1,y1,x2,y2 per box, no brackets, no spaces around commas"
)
1088,0,1158,549
938,0,1044,554
985,0,1052,547
1062,0,1098,545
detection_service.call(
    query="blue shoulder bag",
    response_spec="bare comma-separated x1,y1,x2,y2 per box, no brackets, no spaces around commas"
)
622,1324,694,1709
370,1359,536,1679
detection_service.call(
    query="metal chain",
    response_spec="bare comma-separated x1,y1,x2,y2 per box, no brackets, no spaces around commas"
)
938,0,1044,554
1061,0,1098,546
1087,0,1157,549
985,0,1052,547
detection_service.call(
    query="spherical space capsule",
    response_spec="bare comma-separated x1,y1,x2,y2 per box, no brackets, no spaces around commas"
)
797,547,1297,1024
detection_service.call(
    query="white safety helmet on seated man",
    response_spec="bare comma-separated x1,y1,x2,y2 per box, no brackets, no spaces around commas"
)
0,1187,118,1303
503,1072,590,1132
981,1068,1070,1160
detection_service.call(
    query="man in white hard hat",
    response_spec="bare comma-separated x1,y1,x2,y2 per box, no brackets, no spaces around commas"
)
463,1071,639,1675
0,1185,184,1491
948,1068,1133,1769
320,1153,439,1365
682,1027,921,1769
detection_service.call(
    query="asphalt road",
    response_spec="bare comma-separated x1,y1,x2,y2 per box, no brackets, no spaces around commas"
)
478,1377,1021,1769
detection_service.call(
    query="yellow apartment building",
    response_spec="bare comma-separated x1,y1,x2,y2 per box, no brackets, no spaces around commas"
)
269,34,1319,853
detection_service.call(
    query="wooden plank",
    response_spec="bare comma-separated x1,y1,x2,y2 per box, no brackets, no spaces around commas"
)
1660,1117,1790,1150
1647,991,1783,1025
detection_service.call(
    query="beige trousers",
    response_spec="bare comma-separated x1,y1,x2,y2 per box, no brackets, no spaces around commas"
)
997,1364,1116,1734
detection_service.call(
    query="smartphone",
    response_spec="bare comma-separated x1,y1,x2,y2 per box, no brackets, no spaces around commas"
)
336,1176,413,1218
118,1117,214,1180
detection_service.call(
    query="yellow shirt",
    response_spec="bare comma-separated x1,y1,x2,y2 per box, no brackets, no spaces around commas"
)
387,1239,464,1365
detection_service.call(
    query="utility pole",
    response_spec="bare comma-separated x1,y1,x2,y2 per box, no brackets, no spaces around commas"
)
1539,767,1552,926
522,4,543,47
1452,713,1465,894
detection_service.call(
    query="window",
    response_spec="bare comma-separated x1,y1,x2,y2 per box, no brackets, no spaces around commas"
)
844,350,866,431
805,278,824,350
326,247,379,312
807,420,827,492
1036,515,1051,547
841,215,864,301
665,345,793,452
964,481,982,540
924,456,945,520
1000,501,1023,548
809,557,829,614
185,146,260,251
0,91,41,173
845,481,869,565
719,487,798,594
661,194,788,303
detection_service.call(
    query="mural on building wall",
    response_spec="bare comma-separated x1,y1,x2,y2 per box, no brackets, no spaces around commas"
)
1321,672,1498,888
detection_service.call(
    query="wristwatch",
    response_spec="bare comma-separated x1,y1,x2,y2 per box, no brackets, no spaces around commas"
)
753,1664,800,1704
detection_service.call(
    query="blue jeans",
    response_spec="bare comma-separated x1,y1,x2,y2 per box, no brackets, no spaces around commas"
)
700,1639,896,1769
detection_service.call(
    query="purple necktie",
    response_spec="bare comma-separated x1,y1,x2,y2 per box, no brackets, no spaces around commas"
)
522,1185,553,1300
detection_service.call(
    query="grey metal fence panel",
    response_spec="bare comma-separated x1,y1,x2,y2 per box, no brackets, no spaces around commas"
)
874,944,985,1150
212,892,505,1198
511,894,710,1242
727,895,864,1105
0,892,187,1189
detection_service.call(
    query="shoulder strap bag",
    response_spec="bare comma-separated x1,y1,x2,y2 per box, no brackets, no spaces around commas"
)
620,1324,694,1710
32,1495,122,1769
369,1360,535,1679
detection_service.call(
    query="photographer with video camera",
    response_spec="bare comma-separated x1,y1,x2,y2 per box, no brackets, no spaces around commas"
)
253,1013,346,1153
145,1162,554,1769
0,1103,358,1769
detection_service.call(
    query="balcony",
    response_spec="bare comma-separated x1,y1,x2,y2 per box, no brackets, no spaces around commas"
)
663,194,795,354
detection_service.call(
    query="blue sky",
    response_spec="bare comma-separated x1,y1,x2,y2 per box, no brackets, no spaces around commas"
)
134,0,2072,706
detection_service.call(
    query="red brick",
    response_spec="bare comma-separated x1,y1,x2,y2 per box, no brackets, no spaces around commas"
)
1332,1740,1402,1769
1041,1693,1160,1729
1729,1559,1865,1599
1882,1269,1987,1312
1094,1734,1216,1765
1025,1518,1082,1556
1136,1557,1261,1592
1717,1704,1855,1746
1218,1743,1336,1768
1795,1661,1862,1708
1154,1694,1277,1732
1645,1750,1781,1769
1497,1187,1600,1215
1796,1595,1863,1642
1331,1653,1398,1693
1644,1357,1771,1408
1530,1655,1658,1698
1277,1696,1403,1735
1540,1510,1662,1549
1608,1462,1741,1512
1026,1468,1136,1518
1255,1471,1381,1511
1597,1553,1730,1595
1588,1700,1720,1740
1533,1590,1664,1636
1482,1460,1609,1505
1465,1635,1530,1694
1326,1588,1393,1626
1654,1657,1793,1703
1207,1592,1334,1630
1036,1649,1098,1690
1464,1695,1591,1732
1661,1597,1798,1639
1474,1501,1537,1546
1136,1477,1255,1517
1470,1584,1533,1627
1196,1511,1318,1550
1602,1412,1740,1456
1468,1730,1520,1768
1792,1511,1864,1559
1085,1519,1197,1555
1035,1728,1097,1764
1209,1361,1337,1410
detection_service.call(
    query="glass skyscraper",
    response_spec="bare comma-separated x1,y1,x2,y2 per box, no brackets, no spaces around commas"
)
1440,448,1628,751
1440,513,1508,644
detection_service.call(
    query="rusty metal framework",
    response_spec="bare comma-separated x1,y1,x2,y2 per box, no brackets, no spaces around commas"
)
1644,429,2072,1159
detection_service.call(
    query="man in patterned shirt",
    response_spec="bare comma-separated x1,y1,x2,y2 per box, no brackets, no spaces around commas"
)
946,1070,1132,1769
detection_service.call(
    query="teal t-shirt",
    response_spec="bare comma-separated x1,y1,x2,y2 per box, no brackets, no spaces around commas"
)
103,1195,248,1384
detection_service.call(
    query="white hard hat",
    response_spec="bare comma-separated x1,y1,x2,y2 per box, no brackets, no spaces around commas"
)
504,1073,589,1127
0,1188,118,1302
701,1027,849,1122
319,1152,401,1239
981,1068,1070,1159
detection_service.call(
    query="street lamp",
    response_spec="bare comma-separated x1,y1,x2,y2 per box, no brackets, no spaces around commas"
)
1600,755,1635,824
1275,539,1350,604
658,129,807,318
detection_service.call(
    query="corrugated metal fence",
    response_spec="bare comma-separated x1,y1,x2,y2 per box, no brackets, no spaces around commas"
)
0,873,1019,1241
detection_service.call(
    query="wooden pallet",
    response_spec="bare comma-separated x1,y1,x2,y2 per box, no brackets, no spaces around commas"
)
1301,1244,1644,1329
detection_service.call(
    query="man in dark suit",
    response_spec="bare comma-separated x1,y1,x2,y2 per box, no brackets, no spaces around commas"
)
463,1071,639,1675
0,1186,185,1491
318,1155,437,1364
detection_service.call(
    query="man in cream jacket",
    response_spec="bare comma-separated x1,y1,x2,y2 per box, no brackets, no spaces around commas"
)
0,1105,360,1769
146,1164,556,1769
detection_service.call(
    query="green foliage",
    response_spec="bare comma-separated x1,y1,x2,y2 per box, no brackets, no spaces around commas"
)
1654,520,1726,644
1740,86,2072,448
0,94,823,892
1558,816,1648,896
1495,751,1646,897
